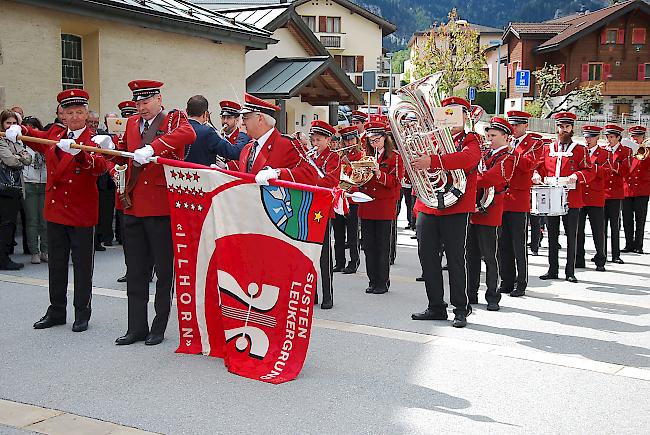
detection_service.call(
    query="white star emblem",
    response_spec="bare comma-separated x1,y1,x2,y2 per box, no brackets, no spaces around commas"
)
175,201,181,208
197,204,203,212
183,202,189,209
190,203,196,210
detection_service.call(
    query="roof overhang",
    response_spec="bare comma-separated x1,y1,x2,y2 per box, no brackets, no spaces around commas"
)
293,0,397,37
14,0,276,49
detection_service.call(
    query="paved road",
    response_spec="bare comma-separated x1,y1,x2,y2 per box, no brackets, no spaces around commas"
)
1,211,649,434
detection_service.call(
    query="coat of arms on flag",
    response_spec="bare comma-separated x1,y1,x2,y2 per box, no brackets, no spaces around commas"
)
160,159,333,384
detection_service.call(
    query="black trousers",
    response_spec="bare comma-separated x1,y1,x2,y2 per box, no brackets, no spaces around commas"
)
530,215,543,252
467,224,501,304
96,187,115,244
604,199,622,259
319,220,333,305
46,222,94,321
546,208,579,277
577,206,605,267
498,211,528,291
622,196,648,251
398,187,415,228
0,196,21,264
390,218,397,265
332,204,359,268
417,212,470,316
361,219,392,292
122,214,174,336
115,209,123,243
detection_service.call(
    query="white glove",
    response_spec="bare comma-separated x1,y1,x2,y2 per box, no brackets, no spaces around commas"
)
5,125,22,143
532,172,542,185
91,134,115,150
133,144,154,165
210,160,227,170
255,168,280,186
57,138,80,155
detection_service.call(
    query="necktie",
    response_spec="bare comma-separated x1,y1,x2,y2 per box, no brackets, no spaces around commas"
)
142,120,150,138
67,131,74,139
246,141,259,173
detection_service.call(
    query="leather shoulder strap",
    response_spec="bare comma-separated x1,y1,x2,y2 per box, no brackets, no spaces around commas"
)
141,110,168,146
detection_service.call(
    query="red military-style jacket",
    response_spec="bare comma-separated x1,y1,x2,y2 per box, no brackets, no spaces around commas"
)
358,149,403,220
604,143,632,200
414,131,481,216
227,128,240,145
537,141,595,209
625,156,650,197
21,125,106,227
228,128,316,185
503,132,543,212
581,145,611,207
114,110,196,217
471,147,516,227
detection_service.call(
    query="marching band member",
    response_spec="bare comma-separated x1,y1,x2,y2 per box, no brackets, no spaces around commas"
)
576,125,608,271
622,126,649,253
411,97,480,328
118,101,137,118
98,80,196,346
602,124,632,264
467,117,516,311
229,93,316,185
537,112,594,283
358,121,403,295
498,110,542,297
350,111,368,141
309,120,341,309
219,100,250,148
5,89,107,333
332,125,363,274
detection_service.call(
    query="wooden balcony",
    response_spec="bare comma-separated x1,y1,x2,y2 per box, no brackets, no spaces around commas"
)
580,80,650,96
317,33,345,50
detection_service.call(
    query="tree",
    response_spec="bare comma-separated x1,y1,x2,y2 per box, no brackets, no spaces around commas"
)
411,9,487,95
533,63,604,117
391,49,410,74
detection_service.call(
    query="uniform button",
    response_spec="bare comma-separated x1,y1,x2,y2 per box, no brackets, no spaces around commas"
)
69,180,72,183
51,200,55,203
53,186,57,190
144,181,148,185
64,191,68,195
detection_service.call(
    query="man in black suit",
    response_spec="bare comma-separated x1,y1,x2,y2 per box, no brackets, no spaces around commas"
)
184,95,243,166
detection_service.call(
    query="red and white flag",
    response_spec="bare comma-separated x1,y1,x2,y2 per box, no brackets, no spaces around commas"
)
159,159,333,384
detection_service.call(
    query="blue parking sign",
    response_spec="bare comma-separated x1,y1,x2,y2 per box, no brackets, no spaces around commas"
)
515,70,530,93
468,87,476,101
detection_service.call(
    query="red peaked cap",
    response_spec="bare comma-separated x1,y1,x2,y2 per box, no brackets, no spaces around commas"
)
629,125,647,135
506,110,532,125
364,121,387,136
219,100,242,116
553,111,577,125
582,125,602,137
603,124,624,136
239,93,280,116
441,96,470,111
57,89,89,108
118,100,137,116
310,120,336,137
128,80,164,101
351,110,368,121
339,125,360,139
486,116,513,135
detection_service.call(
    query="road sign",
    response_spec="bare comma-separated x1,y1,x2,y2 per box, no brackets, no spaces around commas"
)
468,87,476,101
362,70,376,93
515,69,530,94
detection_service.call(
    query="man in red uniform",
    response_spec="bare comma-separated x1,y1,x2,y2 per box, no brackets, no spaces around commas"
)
229,93,316,185
576,125,609,271
309,120,341,309
467,117,516,311
623,126,649,253
410,97,481,328
219,100,250,148
118,101,137,118
95,80,196,346
6,89,107,332
498,110,543,297
602,124,632,264
537,112,594,283
350,110,368,142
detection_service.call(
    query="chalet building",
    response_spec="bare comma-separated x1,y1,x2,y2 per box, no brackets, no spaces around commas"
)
503,0,650,119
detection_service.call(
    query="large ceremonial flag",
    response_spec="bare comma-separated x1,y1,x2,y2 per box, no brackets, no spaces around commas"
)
158,158,333,384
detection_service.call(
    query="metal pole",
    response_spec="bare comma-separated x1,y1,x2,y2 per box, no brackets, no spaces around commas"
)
495,43,501,116
388,55,393,107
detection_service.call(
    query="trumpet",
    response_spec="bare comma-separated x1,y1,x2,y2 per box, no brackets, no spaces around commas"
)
635,139,649,160
339,155,377,191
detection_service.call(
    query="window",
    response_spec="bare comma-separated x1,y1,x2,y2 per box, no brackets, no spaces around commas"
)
341,56,355,73
61,34,83,90
326,16,341,33
632,28,647,45
605,29,618,44
301,15,316,32
601,28,624,45
589,63,603,81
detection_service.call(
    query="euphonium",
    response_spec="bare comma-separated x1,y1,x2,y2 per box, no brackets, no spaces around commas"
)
634,138,649,160
388,72,467,209
476,139,496,213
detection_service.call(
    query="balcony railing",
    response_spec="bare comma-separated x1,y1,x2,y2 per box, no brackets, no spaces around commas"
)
346,72,397,90
318,33,344,49
580,80,650,96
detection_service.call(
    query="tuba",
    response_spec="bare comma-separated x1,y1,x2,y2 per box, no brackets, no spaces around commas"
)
635,138,649,160
389,73,466,209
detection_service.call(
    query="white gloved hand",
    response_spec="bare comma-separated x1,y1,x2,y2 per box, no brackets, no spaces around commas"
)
255,168,280,186
531,172,542,185
133,144,154,165
5,125,22,143
91,134,115,150
210,160,227,170
57,138,81,155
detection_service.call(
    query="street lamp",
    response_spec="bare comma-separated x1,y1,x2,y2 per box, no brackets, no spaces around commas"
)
489,39,502,116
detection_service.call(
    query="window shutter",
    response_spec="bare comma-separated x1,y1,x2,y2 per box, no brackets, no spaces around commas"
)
616,29,625,44
603,63,611,81
632,28,647,44
559,64,566,82
600,29,607,45
507,63,513,78
319,16,327,32
581,64,589,81
355,56,364,72
334,55,342,67
639,63,647,81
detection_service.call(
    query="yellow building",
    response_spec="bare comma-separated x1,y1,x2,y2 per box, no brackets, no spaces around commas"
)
0,0,274,123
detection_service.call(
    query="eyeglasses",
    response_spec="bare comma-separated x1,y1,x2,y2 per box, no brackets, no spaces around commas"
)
368,136,384,144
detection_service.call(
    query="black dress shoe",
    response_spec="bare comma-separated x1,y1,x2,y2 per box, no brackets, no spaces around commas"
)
510,288,526,297
33,314,66,329
341,264,358,274
611,257,624,264
145,333,164,346
498,287,513,294
115,332,148,345
486,302,500,311
411,308,448,321
0,260,24,270
95,244,106,252
372,287,388,294
365,286,375,294
117,274,127,283
596,265,606,272
540,272,558,280
72,319,88,332
320,301,333,309
565,276,578,283
332,264,345,273
452,313,467,328
622,247,634,253
634,248,644,254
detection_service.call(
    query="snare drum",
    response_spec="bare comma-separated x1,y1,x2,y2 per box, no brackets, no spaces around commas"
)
531,185,569,216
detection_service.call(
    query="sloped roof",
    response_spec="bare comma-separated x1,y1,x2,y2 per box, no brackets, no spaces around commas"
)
16,0,275,48
220,3,289,28
408,22,505,47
